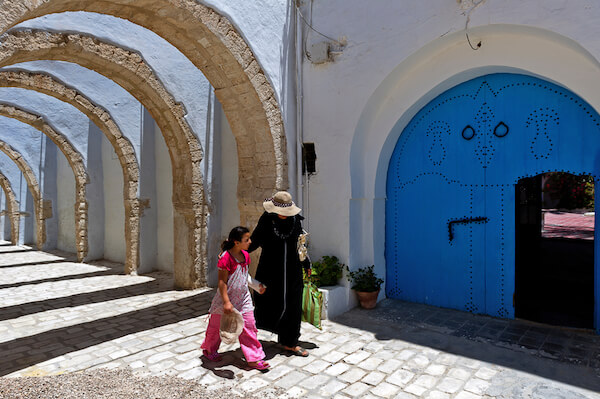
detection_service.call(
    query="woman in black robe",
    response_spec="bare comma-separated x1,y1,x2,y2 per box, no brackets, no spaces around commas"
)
248,191,310,356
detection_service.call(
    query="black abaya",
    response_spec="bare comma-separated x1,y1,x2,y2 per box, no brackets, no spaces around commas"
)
249,211,305,347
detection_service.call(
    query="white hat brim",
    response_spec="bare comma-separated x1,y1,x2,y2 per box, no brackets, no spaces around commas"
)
263,200,302,216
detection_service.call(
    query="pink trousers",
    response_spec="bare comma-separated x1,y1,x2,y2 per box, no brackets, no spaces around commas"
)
201,311,266,363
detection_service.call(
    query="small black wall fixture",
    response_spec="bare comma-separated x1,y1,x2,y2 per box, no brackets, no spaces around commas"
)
448,216,489,241
302,142,317,175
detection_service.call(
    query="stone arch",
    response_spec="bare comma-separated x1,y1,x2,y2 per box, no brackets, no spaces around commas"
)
0,139,47,249
0,103,89,261
348,24,600,288
0,0,287,226
0,69,141,274
0,29,207,287
0,169,20,245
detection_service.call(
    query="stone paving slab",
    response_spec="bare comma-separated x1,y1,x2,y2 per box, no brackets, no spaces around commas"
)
0,244,599,398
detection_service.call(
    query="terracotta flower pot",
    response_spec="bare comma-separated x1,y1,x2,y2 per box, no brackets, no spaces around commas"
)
356,290,379,309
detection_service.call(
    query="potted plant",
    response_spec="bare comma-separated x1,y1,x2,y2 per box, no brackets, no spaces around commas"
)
345,265,383,309
308,255,345,287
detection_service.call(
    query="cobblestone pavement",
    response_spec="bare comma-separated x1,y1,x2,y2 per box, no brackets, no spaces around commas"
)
1,243,600,398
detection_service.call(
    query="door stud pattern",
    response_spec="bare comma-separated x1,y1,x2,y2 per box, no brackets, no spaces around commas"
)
386,74,600,327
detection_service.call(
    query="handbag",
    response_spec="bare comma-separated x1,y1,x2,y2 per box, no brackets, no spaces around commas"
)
301,280,323,329
298,229,312,271
297,229,309,262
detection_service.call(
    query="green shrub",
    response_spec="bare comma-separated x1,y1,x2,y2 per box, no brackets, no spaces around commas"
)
345,265,383,292
308,255,344,287
544,172,594,209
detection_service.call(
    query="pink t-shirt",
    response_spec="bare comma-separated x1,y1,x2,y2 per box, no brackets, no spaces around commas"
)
208,250,254,314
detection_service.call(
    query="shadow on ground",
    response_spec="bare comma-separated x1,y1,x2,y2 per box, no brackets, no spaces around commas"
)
0,289,213,377
0,266,119,290
333,299,600,392
200,339,317,379
0,276,180,322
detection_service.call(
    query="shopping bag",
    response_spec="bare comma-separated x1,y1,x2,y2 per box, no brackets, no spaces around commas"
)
220,308,244,344
301,280,323,329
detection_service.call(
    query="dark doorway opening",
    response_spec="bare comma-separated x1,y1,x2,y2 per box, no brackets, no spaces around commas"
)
515,173,594,329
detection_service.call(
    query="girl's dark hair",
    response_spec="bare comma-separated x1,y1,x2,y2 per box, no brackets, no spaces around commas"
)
221,226,250,251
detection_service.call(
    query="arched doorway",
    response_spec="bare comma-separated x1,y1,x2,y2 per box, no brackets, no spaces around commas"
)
386,73,600,331
515,172,595,328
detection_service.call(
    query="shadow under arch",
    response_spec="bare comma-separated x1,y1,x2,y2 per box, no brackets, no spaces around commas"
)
0,169,19,244
0,0,288,228
0,103,89,261
0,139,47,250
348,23,600,289
0,69,141,274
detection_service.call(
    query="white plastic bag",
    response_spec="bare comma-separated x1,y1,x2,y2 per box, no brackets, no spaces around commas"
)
247,275,266,292
219,308,244,344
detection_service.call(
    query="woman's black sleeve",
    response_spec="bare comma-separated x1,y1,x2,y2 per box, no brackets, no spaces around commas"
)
249,213,268,253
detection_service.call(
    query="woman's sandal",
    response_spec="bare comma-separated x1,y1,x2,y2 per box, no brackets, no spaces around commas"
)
202,350,222,362
284,346,309,357
248,360,270,370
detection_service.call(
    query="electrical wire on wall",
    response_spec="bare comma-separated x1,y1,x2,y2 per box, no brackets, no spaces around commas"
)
463,0,484,50
297,0,343,62
295,1,305,228
295,0,327,231
295,1,342,230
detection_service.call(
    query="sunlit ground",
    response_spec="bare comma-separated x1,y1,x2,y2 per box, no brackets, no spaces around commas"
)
0,241,599,398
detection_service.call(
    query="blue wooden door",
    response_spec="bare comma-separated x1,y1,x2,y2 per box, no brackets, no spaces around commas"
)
386,73,600,329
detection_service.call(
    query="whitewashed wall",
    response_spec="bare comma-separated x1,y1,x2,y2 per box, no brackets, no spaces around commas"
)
298,0,600,310
0,88,90,162
56,146,76,253
155,120,174,273
9,61,145,164
101,123,125,263
204,0,298,198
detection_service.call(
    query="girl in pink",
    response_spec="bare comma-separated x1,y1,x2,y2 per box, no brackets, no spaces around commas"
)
201,226,270,370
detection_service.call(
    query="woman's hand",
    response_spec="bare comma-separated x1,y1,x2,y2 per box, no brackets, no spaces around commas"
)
258,284,266,295
223,301,233,314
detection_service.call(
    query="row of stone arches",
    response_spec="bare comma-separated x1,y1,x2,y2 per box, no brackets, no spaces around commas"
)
0,102,88,258
0,139,46,249
0,1,288,288
0,69,141,272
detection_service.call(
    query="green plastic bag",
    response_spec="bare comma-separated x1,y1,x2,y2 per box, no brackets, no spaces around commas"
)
302,280,323,329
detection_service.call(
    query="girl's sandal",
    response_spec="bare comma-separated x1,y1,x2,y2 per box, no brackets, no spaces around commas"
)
248,360,270,371
202,350,222,362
